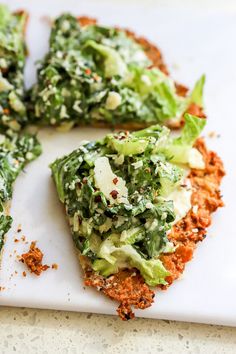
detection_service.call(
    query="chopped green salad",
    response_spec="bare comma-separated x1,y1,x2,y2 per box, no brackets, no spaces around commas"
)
50,114,206,286
0,132,42,251
29,14,205,129
0,5,28,132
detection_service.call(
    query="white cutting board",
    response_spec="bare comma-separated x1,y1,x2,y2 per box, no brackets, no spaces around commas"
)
0,0,236,326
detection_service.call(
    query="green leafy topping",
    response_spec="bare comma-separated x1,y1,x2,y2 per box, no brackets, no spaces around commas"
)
50,120,204,286
29,13,205,128
85,40,128,78
163,113,206,164
93,234,169,286
0,5,28,132
0,132,42,251
189,75,205,107
175,113,206,146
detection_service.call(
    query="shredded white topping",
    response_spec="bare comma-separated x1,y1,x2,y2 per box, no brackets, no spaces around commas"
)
94,156,128,205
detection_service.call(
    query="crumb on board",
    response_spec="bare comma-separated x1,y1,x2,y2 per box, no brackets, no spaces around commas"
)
22,271,26,277
208,131,215,138
0,286,5,291
20,241,50,276
40,15,53,25
52,263,58,270
208,131,221,139
17,224,22,233
14,238,19,243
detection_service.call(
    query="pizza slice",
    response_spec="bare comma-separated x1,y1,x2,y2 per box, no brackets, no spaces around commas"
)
0,132,42,252
29,13,205,130
0,5,29,132
50,114,224,319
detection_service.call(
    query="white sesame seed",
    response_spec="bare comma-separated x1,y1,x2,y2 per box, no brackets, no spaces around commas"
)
192,228,199,233
131,160,143,169
146,202,153,209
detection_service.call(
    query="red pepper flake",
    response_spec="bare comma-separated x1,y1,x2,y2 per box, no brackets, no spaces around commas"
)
14,239,19,243
17,224,22,233
52,263,58,270
95,195,102,203
0,67,8,74
20,241,50,276
85,68,91,75
113,177,118,185
3,108,10,115
22,271,26,277
110,190,118,199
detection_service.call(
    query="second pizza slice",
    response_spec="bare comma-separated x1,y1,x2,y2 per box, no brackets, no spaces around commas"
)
29,13,205,130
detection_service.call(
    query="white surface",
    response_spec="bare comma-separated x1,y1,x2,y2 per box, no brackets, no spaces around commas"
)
0,0,236,326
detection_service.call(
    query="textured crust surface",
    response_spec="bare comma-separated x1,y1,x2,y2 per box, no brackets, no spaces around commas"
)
84,268,155,320
82,139,225,320
14,10,29,35
77,16,205,130
160,138,225,286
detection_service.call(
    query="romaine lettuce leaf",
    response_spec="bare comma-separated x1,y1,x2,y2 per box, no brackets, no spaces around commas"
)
188,75,205,107
106,134,149,156
105,114,205,169
93,235,169,286
175,113,206,146
0,132,42,251
163,113,206,165
0,5,11,28
120,226,145,244
85,39,127,78
106,125,169,156
126,66,185,122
